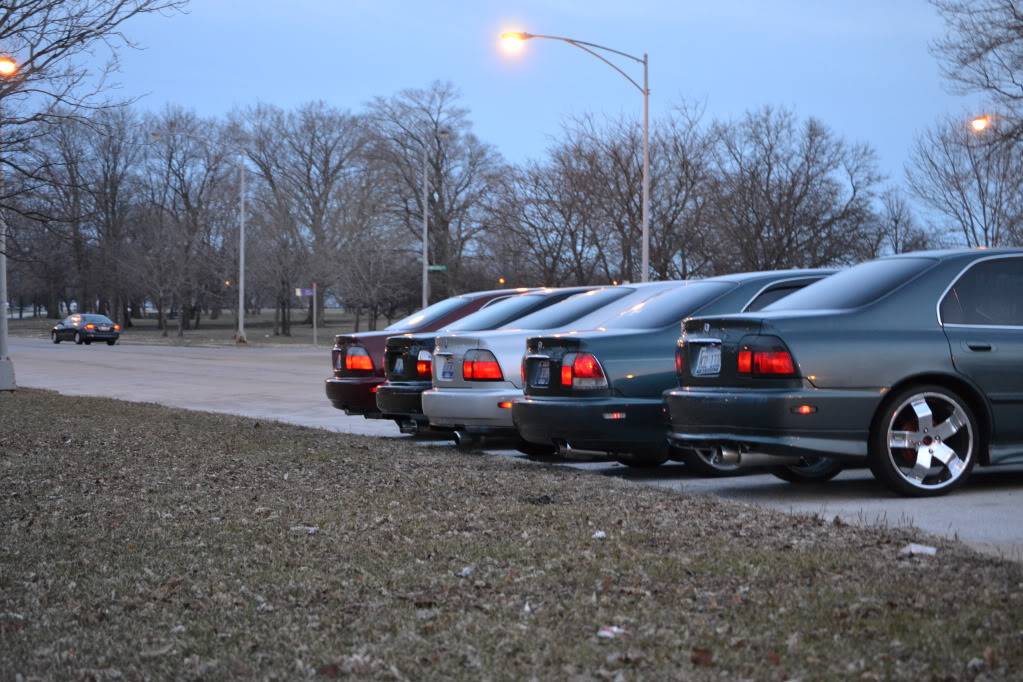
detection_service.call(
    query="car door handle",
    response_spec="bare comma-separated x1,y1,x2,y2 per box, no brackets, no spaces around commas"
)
966,341,993,352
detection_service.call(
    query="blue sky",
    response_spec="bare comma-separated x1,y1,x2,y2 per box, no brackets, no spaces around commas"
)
106,0,979,183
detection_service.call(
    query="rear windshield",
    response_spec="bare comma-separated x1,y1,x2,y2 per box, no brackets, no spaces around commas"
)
83,314,114,324
445,294,549,332
385,296,470,331
765,258,935,311
597,282,734,330
508,287,631,330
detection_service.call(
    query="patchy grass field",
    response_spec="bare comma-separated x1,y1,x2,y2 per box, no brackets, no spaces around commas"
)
6,310,392,347
1,390,1021,680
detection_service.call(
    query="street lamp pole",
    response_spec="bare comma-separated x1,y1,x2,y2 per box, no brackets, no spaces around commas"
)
0,54,19,391
500,32,651,282
421,128,450,309
421,142,429,309
237,156,247,343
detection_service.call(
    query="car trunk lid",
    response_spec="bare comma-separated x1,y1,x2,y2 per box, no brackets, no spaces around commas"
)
384,335,435,382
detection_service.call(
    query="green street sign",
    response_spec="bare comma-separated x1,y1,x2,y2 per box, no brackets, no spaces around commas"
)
427,264,448,272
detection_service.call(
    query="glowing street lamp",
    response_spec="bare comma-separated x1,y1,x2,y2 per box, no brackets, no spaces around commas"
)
498,30,652,282
970,114,993,133
0,54,19,390
0,55,17,78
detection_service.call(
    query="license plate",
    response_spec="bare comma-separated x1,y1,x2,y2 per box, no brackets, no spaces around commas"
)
440,356,455,380
99,326,110,331
694,345,721,376
533,360,550,386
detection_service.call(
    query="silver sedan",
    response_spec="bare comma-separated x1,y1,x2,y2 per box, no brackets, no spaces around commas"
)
422,282,683,446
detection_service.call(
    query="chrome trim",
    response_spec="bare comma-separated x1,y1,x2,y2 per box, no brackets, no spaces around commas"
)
936,253,1023,328
740,276,826,313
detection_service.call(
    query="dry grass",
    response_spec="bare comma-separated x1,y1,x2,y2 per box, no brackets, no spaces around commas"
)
1,389,1021,680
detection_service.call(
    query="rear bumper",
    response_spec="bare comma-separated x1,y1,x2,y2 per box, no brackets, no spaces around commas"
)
84,331,120,340
422,386,520,434
513,396,668,455
375,381,431,421
325,376,384,416
663,386,881,462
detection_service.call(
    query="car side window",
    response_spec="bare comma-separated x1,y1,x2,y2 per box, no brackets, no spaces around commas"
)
940,257,1023,326
745,284,806,312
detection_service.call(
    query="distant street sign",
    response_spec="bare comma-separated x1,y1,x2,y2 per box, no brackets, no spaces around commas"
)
295,287,314,297
427,264,447,272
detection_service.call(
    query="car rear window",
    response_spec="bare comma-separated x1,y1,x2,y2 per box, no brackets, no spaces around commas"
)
765,258,936,311
508,287,631,329
385,296,471,331
444,294,549,332
596,281,734,330
83,314,114,324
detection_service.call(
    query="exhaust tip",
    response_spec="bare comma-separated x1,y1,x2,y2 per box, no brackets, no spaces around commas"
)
453,430,480,448
718,445,740,465
554,439,572,457
398,419,419,435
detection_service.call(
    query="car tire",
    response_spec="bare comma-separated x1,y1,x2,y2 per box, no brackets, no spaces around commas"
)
684,446,743,477
74,331,83,345
768,458,844,484
51,331,60,344
84,339,92,345
868,385,978,497
106,339,117,346
616,451,668,468
516,439,560,462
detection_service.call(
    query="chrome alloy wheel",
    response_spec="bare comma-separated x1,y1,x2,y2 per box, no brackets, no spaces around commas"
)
886,392,973,492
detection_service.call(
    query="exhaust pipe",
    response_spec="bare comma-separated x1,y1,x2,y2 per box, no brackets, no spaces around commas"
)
398,419,419,435
554,439,572,457
716,445,801,468
453,430,479,448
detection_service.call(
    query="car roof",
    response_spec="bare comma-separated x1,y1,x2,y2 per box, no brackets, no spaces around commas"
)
886,247,1023,261
457,287,537,299
701,268,838,284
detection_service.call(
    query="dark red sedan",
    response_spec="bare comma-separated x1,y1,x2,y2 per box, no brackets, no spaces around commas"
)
326,289,527,421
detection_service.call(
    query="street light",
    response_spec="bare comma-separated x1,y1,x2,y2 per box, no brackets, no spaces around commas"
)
150,130,248,343
422,127,450,308
499,31,651,282
0,53,19,391
970,114,993,133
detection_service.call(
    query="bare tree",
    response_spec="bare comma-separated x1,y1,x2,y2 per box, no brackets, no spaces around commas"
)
906,115,1023,247
931,0,1023,141
1,0,187,211
367,81,506,301
705,107,882,272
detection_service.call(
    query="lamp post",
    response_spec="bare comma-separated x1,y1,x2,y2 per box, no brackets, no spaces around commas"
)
500,31,651,282
422,128,450,308
0,54,20,391
150,130,247,342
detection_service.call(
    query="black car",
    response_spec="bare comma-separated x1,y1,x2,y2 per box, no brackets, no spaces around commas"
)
665,249,1023,497
376,287,598,433
51,314,121,345
514,270,833,467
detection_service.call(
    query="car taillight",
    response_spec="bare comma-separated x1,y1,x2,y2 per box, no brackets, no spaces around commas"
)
113,324,121,331
736,337,797,377
344,346,374,372
85,323,96,330
560,352,607,390
416,350,432,377
674,344,685,376
463,349,503,381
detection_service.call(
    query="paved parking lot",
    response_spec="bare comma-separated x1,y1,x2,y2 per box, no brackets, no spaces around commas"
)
8,336,1022,558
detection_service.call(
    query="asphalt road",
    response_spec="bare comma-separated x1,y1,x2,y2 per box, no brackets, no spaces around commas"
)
8,336,1023,559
